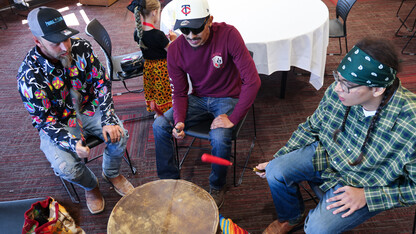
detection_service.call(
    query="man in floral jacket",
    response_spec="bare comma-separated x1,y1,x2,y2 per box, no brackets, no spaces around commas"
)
17,7,134,214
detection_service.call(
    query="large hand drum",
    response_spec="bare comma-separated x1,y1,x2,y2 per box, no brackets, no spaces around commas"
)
107,179,219,233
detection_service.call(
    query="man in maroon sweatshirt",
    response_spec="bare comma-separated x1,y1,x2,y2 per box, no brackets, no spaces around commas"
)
152,0,261,208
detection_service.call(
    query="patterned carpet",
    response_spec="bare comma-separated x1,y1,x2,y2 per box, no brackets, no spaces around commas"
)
0,0,415,233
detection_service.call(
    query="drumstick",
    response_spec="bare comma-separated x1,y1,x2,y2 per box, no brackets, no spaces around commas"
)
70,88,86,146
150,101,180,133
201,153,265,173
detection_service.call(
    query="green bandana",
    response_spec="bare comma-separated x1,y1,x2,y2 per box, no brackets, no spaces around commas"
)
336,45,397,87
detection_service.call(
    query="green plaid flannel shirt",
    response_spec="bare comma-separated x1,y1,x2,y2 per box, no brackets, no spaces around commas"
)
274,82,416,212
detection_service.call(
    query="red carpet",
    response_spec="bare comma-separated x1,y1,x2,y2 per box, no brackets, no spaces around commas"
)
0,0,415,233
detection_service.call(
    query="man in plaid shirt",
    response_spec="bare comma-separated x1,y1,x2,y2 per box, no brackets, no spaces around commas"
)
257,38,416,233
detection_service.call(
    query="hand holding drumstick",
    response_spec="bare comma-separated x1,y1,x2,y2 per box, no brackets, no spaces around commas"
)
201,153,265,173
150,101,182,136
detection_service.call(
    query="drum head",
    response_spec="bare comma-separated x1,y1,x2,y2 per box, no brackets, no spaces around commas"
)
108,179,219,233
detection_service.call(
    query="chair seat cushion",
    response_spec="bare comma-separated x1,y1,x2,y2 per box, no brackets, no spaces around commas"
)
329,19,345,37
86,135,104,148
184,113,248,141
185,120,212,140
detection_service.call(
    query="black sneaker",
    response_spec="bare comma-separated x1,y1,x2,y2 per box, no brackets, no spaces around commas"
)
209,187,226,208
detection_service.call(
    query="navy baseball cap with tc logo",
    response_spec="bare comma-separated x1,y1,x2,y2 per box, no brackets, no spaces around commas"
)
28,7,79,43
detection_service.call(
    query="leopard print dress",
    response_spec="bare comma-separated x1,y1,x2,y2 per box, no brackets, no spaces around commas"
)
143,59,172,113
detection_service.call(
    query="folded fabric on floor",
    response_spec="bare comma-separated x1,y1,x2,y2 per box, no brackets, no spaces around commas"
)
219,214,248,234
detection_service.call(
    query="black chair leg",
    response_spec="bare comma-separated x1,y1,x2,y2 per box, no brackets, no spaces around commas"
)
60,177,80,204
175,138,179,169
402,29,416,55
344,37,348,54
62,148,136,203
280,71,288,99
328,37,343,56
112,80,144,96
252,105,257,137
300,183,319,204
177,137,197,170
395,3,416,38
123,149,137,175
234,105,257,187
234,134,256,187
412,207,416,234
0,14,7,30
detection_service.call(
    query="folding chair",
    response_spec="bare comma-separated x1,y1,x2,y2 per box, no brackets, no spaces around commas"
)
0,197,45,232
328,0,357,55
60,135,137,203
402,29,416,55
175,105,256,187
85,18,143,96
395,0,416,38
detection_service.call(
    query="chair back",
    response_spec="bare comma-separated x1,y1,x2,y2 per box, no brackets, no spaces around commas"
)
336,0,357,25
85,18,114,80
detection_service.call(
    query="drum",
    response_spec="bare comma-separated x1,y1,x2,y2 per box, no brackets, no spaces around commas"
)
107,179,219,233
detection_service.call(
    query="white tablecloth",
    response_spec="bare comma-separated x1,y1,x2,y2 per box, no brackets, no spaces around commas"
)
161,0,329,90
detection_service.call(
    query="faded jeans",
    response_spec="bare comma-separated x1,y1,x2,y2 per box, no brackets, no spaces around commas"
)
265,142,380,233
40,111,128,191
152,95,238,190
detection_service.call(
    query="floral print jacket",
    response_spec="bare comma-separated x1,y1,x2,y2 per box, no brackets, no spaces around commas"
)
17,38,117,153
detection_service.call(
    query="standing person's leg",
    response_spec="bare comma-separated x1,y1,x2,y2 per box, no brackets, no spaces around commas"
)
143,60,155,113
264,142,321,232
153,95,212,179
304,184,380,234
81,110,133,196
153,59,172,113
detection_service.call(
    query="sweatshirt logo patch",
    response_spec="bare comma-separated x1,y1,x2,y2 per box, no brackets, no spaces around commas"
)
212,55,223,69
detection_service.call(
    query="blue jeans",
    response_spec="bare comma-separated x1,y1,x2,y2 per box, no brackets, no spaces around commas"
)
40,111,128,191
152,95,238,190
265,142,380,233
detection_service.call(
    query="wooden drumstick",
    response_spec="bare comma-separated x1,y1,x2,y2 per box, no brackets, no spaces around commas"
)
201,153,265,173
150,101,180,133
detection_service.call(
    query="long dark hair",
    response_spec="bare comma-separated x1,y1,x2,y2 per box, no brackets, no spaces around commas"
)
332,38,400,166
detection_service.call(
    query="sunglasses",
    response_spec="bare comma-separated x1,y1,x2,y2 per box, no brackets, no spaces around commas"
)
179,17,209,35
333,71,362,93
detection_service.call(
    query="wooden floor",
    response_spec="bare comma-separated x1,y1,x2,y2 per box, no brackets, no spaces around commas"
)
0,0,416,233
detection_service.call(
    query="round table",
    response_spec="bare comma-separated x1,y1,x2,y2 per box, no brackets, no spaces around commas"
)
161,0,329,90
107,179,219,233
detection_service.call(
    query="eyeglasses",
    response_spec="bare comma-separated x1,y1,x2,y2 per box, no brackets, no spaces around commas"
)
179,17,208,35
333,71,362,93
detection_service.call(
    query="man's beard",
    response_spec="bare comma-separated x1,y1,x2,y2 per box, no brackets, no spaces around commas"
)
60,53,73,68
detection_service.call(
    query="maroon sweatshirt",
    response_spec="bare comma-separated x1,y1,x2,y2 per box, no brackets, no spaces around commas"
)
167,22,261,125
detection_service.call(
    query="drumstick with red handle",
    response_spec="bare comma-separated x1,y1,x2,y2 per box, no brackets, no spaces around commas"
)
150,101,180,133
201,153,265,173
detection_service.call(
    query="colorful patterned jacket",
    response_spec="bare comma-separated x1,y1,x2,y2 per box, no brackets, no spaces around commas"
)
17,38,117,153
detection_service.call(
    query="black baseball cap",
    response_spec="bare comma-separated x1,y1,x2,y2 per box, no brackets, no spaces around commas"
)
28,7,79,43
